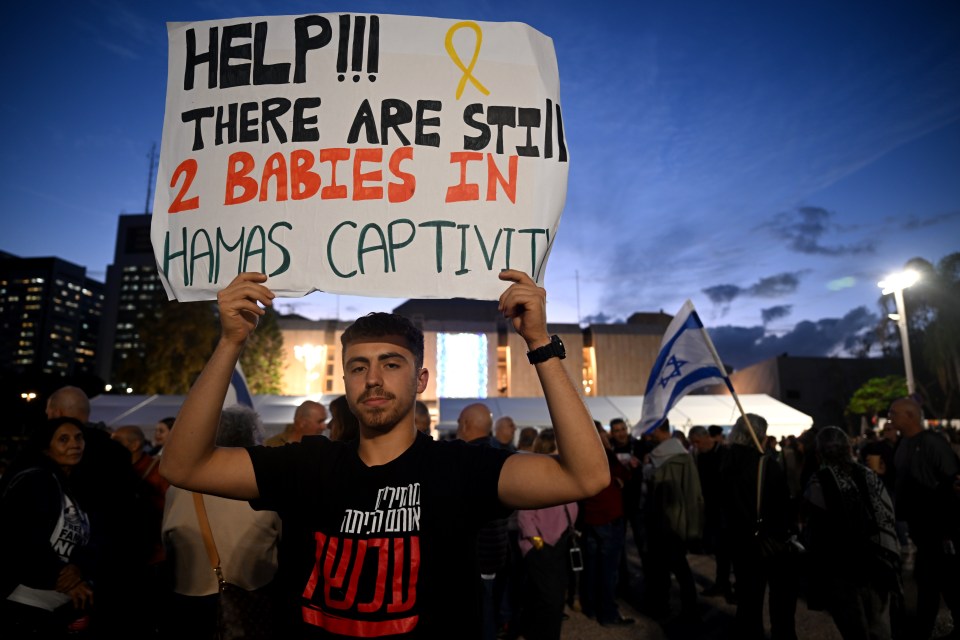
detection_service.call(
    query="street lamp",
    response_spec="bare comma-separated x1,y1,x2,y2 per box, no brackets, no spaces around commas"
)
878,269,920,395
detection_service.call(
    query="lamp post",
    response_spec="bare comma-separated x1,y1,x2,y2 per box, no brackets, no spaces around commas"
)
878,269,920,395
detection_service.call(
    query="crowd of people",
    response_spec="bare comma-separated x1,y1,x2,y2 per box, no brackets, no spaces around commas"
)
2,270,959,640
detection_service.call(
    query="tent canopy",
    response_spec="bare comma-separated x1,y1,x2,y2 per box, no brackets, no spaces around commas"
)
438,394,812,439
90,393,812,440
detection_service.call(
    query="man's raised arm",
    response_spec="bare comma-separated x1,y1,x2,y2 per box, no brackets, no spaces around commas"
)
495,270,610,509
159,273,274,500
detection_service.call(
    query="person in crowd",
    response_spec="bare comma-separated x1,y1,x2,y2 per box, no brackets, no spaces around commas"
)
889,397,960,639
264,400,328,446
802,426,901,640
861,421,900,499
689,425,734,601
495,416,518,452
580,420,635,628
672,429,691,452
608,418,646,595
46,385,143,637
150,417,175,456
111,426,170,564
719,413,798,640
458,402,513,640
709,425,725,446
414,400,432,435
161,405,282,639
160,270,608,637
328,395,361,442
643,419,702,621
517,429,577,640
517,426,539,452
0,417,94,636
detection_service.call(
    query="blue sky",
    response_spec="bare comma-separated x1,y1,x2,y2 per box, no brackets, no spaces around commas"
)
1,0,958,369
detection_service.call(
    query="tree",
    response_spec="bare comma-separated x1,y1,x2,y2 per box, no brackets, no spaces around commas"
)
846,375,907,422
877,252,960,417
117,301,219,394
239,306,285,394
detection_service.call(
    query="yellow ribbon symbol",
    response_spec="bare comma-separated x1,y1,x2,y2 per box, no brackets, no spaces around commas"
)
445,21,490,100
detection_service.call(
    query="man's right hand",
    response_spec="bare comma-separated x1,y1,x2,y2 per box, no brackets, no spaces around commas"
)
217,273,275,345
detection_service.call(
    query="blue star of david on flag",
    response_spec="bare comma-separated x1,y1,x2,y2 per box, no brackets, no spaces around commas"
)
659,355,689,389
639,300,734,434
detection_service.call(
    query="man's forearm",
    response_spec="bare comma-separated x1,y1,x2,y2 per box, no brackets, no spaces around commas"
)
159,338,243,486
536,357,609,496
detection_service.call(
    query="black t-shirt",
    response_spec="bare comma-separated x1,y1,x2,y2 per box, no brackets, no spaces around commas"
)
247,431,512,639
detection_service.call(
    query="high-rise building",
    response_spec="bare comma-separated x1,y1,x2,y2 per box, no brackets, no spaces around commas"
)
0,252,104,376
97,214,166,384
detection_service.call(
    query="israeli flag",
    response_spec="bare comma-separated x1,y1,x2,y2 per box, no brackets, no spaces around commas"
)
223,363,254,409
639,300,732,434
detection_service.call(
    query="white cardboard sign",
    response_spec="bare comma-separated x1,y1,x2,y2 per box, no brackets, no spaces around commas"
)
151,13,569,301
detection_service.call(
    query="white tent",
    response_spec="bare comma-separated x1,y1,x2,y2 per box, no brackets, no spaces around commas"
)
438,394,812,440
91,393,812,440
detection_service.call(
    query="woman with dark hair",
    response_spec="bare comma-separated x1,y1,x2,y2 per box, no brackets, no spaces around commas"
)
0,417,95,636
802,426,900,640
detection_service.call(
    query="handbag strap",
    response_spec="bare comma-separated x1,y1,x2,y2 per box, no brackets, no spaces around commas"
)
755,455,766,529
192,492,226,586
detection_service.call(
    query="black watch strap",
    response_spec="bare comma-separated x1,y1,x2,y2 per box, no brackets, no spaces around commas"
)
527,335,566,365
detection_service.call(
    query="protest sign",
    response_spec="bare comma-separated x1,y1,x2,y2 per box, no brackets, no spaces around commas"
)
151,13,569,302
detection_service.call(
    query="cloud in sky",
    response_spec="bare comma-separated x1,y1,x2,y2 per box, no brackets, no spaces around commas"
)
761,305,792,324
900,210,960,231
762,206,876,256
702,271,804,306
709,305,879,370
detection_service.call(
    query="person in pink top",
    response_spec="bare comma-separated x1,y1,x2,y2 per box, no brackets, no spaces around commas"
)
518,429,579,640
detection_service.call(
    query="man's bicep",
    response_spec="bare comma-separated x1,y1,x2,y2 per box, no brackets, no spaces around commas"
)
498,453,584,510
185,447,260,501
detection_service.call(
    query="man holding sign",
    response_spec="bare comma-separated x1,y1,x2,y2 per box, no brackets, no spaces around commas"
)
160,269,608,637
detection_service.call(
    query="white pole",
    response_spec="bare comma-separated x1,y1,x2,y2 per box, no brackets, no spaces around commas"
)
893,287,916,395
698,325,764,453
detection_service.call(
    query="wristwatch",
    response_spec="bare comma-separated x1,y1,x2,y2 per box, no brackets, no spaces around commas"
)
527,335,566,365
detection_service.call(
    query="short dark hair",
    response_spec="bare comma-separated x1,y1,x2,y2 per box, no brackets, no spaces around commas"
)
708,425,724,438
341,312,425,369
610,418,626,428
655,418,671,433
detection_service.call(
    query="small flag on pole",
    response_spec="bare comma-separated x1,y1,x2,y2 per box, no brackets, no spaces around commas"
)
639,300,732,434
223,363,254,409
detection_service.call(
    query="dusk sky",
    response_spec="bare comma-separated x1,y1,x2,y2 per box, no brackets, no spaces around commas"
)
2,0,958,369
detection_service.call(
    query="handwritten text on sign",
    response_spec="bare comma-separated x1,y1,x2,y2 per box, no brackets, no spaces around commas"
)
152,14,568,302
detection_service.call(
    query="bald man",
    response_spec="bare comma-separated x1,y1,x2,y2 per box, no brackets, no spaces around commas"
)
46,385,92,423
265,400,328,447
457,403,495,444
457,402,511,637
890,397,960,638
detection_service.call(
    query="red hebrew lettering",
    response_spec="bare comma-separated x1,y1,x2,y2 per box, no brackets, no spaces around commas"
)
356,538,390,613
388,536,419,613
324,537,366,610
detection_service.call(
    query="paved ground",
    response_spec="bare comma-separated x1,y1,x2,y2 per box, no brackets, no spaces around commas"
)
556,546,955,639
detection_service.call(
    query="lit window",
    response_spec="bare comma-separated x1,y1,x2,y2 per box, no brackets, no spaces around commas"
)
437,333,488,398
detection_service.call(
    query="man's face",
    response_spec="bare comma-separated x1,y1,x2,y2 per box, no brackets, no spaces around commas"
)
610,421,629,446
693,434,715,453
495,419,516,444
343,339,428,433
887,400,920,437
298,404,328,437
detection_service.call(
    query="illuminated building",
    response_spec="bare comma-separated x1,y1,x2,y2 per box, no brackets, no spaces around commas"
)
0,252,104,376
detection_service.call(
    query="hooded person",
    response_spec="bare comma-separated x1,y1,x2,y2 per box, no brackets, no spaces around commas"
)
641,419,702,619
